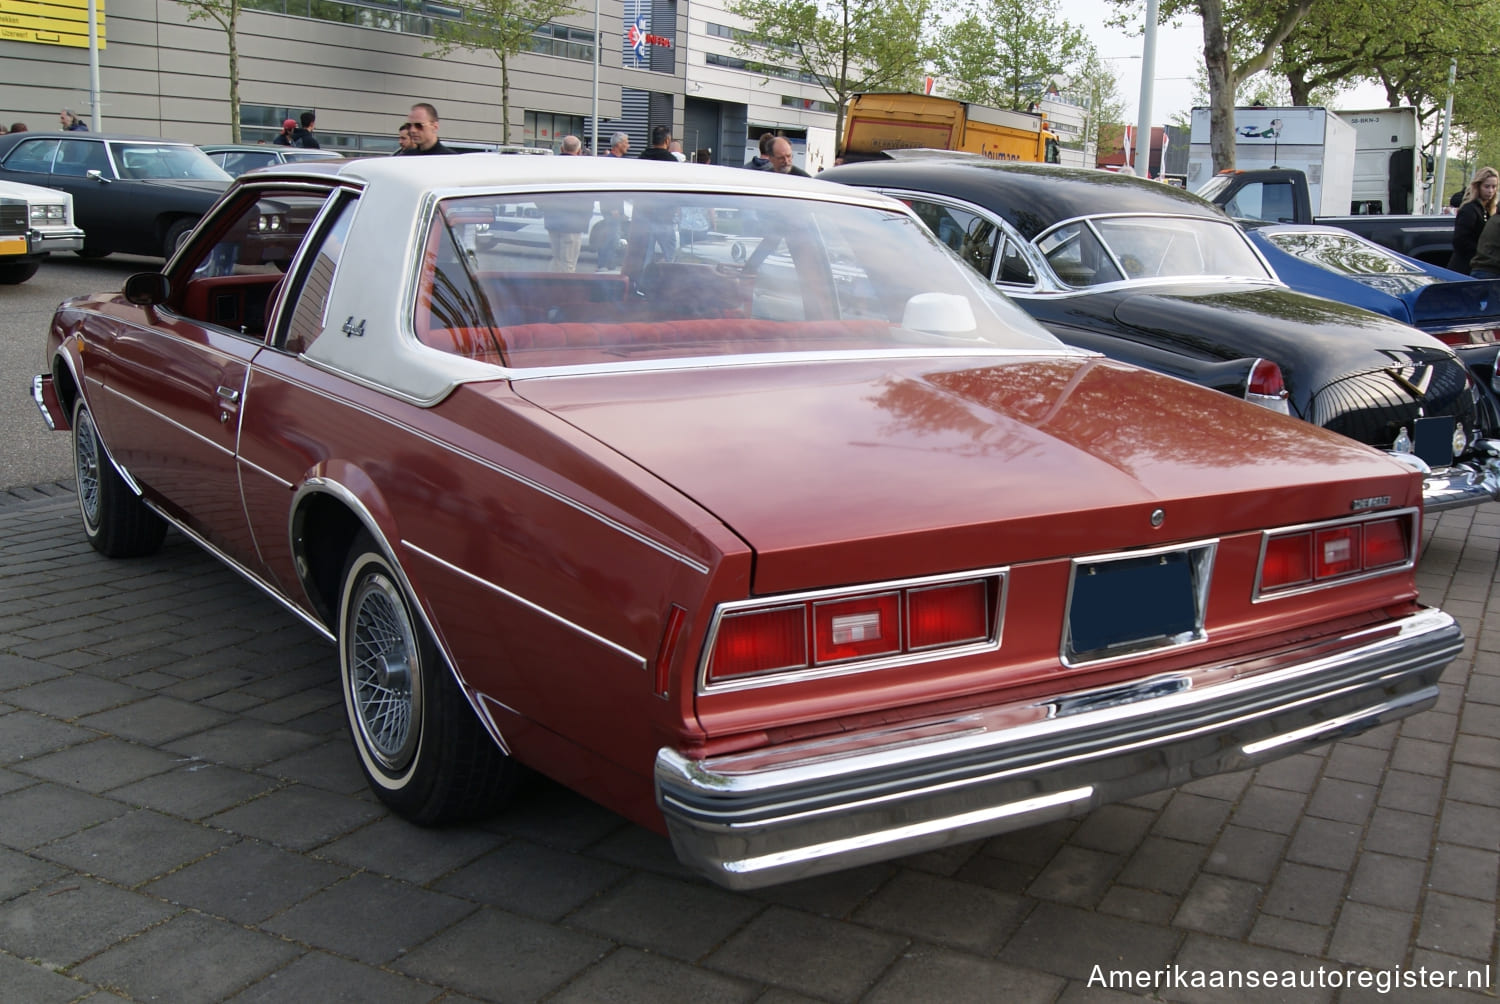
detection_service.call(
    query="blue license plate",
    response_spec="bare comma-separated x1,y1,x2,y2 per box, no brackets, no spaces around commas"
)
1068,550,1200,661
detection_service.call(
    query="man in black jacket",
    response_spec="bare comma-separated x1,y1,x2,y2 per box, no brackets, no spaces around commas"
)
403,104,456,156
639,125,676,162
291,111,320,149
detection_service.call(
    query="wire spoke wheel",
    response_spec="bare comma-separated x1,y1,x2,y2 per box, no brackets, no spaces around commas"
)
346,570,422,772
74,406,102,531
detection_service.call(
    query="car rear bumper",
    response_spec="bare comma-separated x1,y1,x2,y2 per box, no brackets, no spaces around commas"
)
656,606,1460,889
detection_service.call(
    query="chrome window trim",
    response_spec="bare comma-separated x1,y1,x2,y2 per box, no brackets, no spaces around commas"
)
1060,538,1218,668
858,186,1047,291
1252,507,1419,602
1034,211,1280,287
698,568,1008,695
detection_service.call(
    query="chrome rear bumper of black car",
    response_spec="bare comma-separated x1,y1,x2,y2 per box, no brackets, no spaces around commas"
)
1386,442,1500,512
656,607,1460,889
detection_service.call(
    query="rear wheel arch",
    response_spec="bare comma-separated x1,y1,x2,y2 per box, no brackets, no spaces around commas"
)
290,488,368,630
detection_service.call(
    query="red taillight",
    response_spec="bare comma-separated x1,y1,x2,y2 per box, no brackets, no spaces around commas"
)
813,593,901,663
1314,526,1360,579
1260,532,1312,590
1432,328,1498,346
908,580,990,649
709,606,807,681
1363,517,1409,569
1259,511,1414,598
705,575,999,688
1247,359,1286,399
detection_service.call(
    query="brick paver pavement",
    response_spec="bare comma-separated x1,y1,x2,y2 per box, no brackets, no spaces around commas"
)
1,483,1495,1003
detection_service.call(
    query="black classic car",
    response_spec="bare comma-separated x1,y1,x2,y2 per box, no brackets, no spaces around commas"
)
821,154,1500,513
0,132,231,259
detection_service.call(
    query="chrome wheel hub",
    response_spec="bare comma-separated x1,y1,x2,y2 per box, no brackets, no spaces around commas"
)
349,574,418,768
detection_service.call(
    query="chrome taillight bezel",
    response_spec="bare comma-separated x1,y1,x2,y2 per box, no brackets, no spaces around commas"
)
698,568,1007,694
1253,507,1419,602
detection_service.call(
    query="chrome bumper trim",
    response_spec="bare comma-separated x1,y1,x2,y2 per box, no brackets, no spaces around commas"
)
1418,452,1500,513
32,374,64,431
32,227,86,255
656,607,1460,889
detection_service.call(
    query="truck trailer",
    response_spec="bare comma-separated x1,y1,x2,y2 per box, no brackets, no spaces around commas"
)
1187,106,1356,215
842,93,1060,163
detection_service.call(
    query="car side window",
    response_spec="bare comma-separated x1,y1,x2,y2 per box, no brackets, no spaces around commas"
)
223,151,274,176
904,197,998,280
1038,223,1123,287
53,139,108,178
997,236,1035,287
171,186,339,342
281,195,357,354
3,138,59,175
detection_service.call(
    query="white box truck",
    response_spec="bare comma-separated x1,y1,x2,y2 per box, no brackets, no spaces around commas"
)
1338,107,1424,213
1187,106,1356,216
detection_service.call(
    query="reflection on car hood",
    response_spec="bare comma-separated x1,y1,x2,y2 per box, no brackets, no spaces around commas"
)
1110,284,1451,377
511,354,1409,590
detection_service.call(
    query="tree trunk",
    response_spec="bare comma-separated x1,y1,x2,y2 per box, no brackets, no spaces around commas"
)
1201,0,1236,173
228,0,241,143
1198,0,1312,173
500,53,511,144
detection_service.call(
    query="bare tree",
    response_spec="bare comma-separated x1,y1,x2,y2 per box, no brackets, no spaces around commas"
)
176,0,243,141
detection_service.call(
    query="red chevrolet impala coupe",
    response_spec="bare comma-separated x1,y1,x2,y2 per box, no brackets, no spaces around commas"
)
32,156,1460,889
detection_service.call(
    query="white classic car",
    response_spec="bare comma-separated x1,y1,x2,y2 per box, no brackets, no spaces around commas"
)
0,177,84,284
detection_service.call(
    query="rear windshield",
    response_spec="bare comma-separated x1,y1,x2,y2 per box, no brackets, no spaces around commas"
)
413,190,1067,369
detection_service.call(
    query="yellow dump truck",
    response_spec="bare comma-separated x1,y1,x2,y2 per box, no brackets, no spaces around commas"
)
843,92,1060,163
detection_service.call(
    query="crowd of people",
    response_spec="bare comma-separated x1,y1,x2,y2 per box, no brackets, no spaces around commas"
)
0,109,90,135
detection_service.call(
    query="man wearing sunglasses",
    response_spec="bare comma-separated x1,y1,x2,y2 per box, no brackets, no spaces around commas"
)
402,103,456,156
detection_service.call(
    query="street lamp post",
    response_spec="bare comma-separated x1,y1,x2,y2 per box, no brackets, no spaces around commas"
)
1133,0,1159,178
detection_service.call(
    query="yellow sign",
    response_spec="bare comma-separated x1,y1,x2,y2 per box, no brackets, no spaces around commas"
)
0,236,29,256
0,0,106,48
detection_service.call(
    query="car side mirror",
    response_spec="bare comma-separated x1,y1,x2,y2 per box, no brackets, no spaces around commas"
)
123,272,170,306
86,169,110,184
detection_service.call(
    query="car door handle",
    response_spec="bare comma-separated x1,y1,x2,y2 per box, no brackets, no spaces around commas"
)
216,386,241,405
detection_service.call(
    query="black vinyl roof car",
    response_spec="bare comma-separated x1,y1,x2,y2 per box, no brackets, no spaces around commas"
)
821,154,1500,514
199,144,344,177
0,132,231,259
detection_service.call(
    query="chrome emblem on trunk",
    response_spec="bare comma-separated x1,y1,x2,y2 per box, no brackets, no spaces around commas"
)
1150,508,1165,528
1350,496,1392,511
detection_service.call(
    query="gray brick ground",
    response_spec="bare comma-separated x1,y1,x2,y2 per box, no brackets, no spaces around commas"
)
1,490,1497,1002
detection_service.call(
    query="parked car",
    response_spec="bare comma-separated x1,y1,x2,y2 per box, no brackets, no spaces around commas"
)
821,154,1500,513
1245,223,1500,346
0,131,231,258
199,143,344,177
0,177,85,283
33,156,1460,889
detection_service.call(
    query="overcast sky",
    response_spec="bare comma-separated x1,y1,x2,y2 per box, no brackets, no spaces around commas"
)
1061,3,1389,125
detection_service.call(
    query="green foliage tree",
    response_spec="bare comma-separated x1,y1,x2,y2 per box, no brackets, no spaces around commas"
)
175,0,243,142
1059,48,1125,165
426,0,578,144
1107,0,1314,172
726,0,934,155
934,0,1091,112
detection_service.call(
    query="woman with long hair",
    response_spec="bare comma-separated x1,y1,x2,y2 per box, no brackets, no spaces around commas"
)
1448,166,1499,274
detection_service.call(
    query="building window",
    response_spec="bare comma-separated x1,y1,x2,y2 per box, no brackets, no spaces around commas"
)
241,0,594,60
524,111,586,152
780,95,837,114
